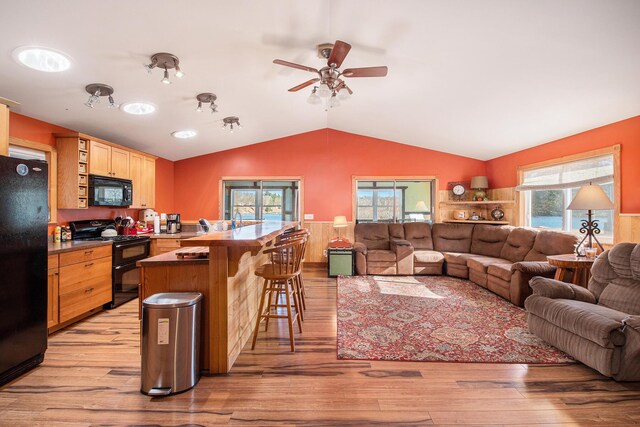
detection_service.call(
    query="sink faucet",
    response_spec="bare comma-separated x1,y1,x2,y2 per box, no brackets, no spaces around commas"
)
233,210,243,228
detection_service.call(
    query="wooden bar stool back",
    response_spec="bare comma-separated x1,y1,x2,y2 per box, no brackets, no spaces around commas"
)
275,229,310,310
251,237,306,352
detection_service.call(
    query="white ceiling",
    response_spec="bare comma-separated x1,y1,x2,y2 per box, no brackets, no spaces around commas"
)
1,0,639,161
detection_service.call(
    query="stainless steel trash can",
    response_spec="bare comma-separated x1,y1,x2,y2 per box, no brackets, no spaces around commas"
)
141,292,202,396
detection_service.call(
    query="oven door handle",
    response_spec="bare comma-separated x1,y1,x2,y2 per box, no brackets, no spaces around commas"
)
113,264,139,270
114,242,149,249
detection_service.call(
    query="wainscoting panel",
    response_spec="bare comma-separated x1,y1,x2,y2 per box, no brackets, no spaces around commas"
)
302,221,355,264
619,214,640,243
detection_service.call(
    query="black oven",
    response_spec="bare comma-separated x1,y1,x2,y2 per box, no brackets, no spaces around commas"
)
88,174,133,207
108,238,150,309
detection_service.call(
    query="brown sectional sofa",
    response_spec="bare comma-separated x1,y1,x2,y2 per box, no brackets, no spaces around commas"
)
354,222,578,306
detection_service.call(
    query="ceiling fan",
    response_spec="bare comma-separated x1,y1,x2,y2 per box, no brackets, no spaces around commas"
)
273,40,388,107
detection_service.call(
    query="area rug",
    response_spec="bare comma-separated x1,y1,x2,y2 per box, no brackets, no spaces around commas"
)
337,275,574,363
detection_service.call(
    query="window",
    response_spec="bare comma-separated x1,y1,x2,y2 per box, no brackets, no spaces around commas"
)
519,154,614,241
223,180,299,221
356,179,434,223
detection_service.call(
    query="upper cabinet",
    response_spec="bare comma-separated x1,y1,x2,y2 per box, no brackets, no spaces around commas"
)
130,153,156,208
89,140,129,179
55,132,156,209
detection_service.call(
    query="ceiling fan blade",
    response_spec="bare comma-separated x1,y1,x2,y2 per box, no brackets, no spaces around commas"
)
342,66,388,78
273,59,318,74
327,40,352,68
288,78,320,92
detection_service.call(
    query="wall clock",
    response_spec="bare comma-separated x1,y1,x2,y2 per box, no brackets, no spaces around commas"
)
448,182,467,201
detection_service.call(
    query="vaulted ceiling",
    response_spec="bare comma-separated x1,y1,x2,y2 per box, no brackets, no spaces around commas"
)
1,0,639,161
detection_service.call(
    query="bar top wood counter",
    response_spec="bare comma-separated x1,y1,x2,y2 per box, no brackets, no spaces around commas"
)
139,221,297,375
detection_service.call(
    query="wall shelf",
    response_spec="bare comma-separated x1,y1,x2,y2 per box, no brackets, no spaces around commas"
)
442,219,510,225
440,200,515,205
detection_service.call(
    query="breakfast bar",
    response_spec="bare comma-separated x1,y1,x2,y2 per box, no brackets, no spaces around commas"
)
138,221,297,374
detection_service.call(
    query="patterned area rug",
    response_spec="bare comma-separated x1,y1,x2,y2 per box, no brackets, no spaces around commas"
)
337,275,574,363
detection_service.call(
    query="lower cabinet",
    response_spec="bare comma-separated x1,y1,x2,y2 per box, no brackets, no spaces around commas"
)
150,238,182,256
47,255,59,329
48,245,112,331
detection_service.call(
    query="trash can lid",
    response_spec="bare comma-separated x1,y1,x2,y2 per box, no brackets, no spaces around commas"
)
143,292,203,308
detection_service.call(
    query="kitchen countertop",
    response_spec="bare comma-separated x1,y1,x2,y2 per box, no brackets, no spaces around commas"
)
48,239,112,255
137,247,209,267
180,221,298,248
148,232,200,239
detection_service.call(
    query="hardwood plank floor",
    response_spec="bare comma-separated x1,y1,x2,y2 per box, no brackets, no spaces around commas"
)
2,267,640,426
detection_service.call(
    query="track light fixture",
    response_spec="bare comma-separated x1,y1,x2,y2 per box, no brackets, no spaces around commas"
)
84,83,117,109
221,116,241,133
144,52,184,84
195,93,218,114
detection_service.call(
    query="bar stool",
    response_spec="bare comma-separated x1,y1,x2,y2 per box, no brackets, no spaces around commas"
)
275,229,310,311
252,237,306,352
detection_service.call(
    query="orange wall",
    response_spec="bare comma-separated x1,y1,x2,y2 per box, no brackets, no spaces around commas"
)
485,115,640,213
173,129,487,221
8,112,175,225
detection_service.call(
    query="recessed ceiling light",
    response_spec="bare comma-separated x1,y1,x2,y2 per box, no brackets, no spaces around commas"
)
12,46,71,72
171,130,197,139
121,102,156,115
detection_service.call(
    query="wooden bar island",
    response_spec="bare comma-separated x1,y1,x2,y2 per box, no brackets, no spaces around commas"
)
138,221,297,374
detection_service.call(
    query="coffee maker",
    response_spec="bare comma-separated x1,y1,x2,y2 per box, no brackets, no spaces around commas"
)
166,213,181,234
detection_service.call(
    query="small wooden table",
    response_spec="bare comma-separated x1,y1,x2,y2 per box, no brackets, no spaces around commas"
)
547,254,595,288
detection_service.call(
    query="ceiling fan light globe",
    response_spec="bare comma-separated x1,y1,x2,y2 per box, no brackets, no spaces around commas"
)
307,92,321,105
329,96,340,108
318,84,331,98
338,90,350,100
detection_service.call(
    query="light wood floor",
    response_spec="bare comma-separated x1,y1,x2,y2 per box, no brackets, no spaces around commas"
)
2,267,640,426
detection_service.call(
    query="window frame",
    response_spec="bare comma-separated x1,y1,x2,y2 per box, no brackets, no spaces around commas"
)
352,176,438,224
517,145,620,243
219,176,303,222
9,136,57,224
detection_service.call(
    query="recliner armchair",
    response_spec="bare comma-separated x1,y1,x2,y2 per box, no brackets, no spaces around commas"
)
525,243,640,381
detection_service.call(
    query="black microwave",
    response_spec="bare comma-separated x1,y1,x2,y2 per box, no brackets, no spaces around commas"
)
88,175,133,207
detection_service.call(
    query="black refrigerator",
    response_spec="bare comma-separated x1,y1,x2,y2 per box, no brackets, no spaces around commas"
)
0,155,48,386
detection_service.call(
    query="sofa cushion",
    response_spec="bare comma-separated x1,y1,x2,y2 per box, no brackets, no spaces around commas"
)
468,256,512,274
414,250,444,264
487,263,514,282
403,222,434,250
471,225,511,258
524,230,578,261
500,228,537,262
594,244,640,314
432,223,474,253
367,249,397,262
525,297,627,348
443,252,484,265
388,223,405,240
355,223,390,250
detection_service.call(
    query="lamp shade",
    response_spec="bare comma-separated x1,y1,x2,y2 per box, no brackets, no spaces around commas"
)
415,201,429,212
567,184,614,210
470,176,488,189
333,215,348,228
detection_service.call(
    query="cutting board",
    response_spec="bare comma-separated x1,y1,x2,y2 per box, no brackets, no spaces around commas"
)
175,247,209,259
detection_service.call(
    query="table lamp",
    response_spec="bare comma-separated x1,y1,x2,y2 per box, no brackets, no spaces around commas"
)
566,183,614,255
330,215,350,248
470,176,489,200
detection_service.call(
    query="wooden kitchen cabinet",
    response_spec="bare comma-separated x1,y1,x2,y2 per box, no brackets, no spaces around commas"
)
89,140,130,179
57,246,112,325
130,153,156,208
47,254,59,329
150,238,182,256
56,137,89,209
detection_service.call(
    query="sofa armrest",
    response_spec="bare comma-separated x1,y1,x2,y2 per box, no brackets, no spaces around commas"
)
353,242,367,255
390,239,413,249
529,276,597,303
512,261,556,276
623,316,640,331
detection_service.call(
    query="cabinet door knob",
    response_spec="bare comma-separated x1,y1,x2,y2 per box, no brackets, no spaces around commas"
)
84,262,94,267
84,287,94,293
84,250,94,255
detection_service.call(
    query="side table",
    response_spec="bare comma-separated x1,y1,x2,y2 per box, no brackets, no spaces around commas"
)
547,254,595,288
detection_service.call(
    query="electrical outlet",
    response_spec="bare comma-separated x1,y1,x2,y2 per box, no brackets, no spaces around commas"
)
323,249,327,257
304,213,314,220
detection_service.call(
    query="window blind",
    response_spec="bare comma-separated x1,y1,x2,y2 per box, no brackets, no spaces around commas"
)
8,145,47,161
516,154,613,191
